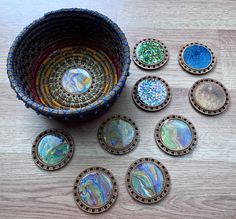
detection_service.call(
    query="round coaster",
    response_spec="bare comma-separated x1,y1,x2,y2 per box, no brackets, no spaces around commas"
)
125,158,170,204
178,42,216,75
132,76,171,112
189,78,230,115
97,115,139,155
32,129,74,171
133,39,169,70
73,167,118,214
154,115,197,156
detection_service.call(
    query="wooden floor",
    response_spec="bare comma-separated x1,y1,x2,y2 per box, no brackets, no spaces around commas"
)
0,0,236,218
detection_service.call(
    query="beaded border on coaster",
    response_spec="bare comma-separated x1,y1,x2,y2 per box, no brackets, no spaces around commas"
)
178,42,216,75
97,115,139,155
132,38,169,70
125,157,170,204
132,76,171,112
154,115,197,156
32,129,75,171
73,167,118,214
189,78,230,116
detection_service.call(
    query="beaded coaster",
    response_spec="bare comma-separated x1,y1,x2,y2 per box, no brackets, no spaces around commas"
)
132,76,171,112
133,39,169,70
97,115,139,155
178,42,216,75
154,115,197,156
32,129,74,171
189,78,230,116
73,167,118,214
125,158,170,204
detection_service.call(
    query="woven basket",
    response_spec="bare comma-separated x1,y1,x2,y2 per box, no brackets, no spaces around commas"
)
7,8,130,120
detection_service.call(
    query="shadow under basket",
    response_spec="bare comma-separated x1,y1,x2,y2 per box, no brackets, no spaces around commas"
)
7,8,130,121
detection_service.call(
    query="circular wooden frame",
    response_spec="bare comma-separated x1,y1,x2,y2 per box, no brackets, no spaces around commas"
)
178,42,216,75
132,76,171,112
189,78,230,116
132,38,169,70
32,129,75,171
97,115,139,155
154,115,197,156
125,157,170,204
73,167,118,214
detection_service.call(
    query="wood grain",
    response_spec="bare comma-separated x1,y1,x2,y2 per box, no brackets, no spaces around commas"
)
0,0,236,218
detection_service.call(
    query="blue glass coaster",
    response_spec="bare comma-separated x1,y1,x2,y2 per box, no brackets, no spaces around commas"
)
73,167,118,214
178,42,216,75
32,129,74,171
125,158,170,204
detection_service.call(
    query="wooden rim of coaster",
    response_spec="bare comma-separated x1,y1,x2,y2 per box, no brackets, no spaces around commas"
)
125,157,170,204
154,115,197,156
132,38,169,70
132,76,171,112
189,78,230,116
97,115,139,155
73,167,118,214
178,42,216,75
32,129,74,171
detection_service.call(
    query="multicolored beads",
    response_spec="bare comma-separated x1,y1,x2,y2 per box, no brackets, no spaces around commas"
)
132,76,171,111
179,43,216,74
98,115,139,155
133,39,169,70
189,79,230,115
74,167,118,214
155,115,197,156
32,129,74,170
126,158,170,204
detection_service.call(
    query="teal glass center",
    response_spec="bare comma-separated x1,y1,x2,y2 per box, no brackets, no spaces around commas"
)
37,134,70,165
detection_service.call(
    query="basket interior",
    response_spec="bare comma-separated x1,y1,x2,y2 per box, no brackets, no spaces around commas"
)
10,10,127,110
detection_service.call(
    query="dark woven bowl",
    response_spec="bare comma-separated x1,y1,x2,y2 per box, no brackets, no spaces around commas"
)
7,8,130,120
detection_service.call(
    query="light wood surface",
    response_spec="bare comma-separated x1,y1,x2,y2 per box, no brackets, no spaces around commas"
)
0,0,236,218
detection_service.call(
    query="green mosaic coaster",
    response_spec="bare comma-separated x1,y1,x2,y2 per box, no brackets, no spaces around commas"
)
133,39,169,70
